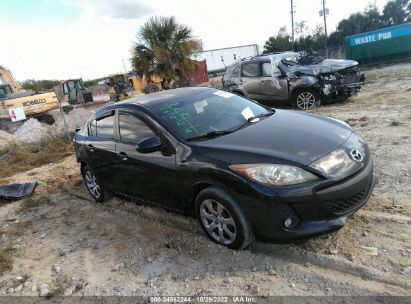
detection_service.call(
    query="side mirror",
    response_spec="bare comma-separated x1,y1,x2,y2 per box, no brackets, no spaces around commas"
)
136,136,162,153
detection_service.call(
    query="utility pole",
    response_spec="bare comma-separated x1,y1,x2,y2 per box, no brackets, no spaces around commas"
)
122,59,128,74
320,0,329,58
290,0,295,47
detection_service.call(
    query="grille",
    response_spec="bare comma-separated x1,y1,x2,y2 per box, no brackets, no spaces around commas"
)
324,187,368,215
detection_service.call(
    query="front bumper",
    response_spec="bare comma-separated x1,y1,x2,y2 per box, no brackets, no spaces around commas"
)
321,73,365,103
233,155,375,242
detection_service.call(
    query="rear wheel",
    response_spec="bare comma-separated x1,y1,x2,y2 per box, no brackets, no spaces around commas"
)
195,186,254,249
82,165,110,202
292,88,321,110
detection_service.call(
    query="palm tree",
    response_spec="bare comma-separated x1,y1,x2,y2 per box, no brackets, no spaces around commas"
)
131,16,202,88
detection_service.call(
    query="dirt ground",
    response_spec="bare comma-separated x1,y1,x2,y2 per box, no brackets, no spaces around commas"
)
0,63,410,298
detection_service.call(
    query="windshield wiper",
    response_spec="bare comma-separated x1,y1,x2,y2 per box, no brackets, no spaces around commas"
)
187,130,233,141
233,110,275,131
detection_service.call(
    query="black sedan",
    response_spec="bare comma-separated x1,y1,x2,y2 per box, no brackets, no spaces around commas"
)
74,87,376,249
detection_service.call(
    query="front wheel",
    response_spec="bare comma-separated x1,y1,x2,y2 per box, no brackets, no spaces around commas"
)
195,187,254,250
292,88,321,110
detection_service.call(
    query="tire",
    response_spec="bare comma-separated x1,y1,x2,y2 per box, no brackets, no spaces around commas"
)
195,186,254,250
81,165,111,203
292,88,321,110
144,83,159,94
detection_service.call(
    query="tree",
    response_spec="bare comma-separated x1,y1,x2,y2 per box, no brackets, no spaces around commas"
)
21,79,60,92
263,0,410,52
328,0,409,46
294,21,309,37
382,0,411,25
131,16,202,86
263,26,292,53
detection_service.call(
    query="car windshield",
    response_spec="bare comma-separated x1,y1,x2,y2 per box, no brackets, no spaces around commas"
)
151,90,272,141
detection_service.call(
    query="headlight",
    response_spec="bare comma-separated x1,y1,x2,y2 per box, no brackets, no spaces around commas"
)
310,148,361,179
230,164,318,186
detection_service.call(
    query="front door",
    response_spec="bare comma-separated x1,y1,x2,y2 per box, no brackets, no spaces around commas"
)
114,110,180,210
259,62,289,101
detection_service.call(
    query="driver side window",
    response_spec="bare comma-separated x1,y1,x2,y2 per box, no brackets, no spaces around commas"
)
119,112,156,144
261,62,272,77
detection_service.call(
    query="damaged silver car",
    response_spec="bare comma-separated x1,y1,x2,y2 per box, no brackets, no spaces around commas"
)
222,52,365,110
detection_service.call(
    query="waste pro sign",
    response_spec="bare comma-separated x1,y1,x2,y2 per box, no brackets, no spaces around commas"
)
348,23,411,46
8,107,26,122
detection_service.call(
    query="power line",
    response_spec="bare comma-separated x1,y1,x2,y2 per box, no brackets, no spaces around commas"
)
320,0,329,58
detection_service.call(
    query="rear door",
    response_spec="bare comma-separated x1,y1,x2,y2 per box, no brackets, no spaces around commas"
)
84,110,118,191
239,62,262,99
114,110,181,210
258,61,289,101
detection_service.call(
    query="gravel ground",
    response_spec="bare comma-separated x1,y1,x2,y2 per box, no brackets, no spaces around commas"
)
0,63,410,298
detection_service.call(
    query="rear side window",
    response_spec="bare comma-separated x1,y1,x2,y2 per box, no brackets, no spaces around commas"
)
95,114,114,139
241,63,259,77
119,113,155,143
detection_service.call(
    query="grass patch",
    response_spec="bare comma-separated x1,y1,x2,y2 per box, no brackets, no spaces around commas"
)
0,138,73,179
0,244,16,275
18,195,50,213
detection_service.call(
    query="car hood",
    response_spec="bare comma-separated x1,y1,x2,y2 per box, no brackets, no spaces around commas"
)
293,59,359,76
195,110,353,166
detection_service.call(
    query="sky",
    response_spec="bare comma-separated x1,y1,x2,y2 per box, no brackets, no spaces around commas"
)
1,0,389,81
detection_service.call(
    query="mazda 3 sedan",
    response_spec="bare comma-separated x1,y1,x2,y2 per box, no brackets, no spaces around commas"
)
74,87,376,249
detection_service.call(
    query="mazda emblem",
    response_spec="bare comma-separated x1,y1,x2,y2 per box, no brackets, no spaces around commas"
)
350,149,364,162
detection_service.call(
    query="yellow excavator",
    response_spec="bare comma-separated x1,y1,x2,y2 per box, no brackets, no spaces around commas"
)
0,66,60,121
0,82,59,120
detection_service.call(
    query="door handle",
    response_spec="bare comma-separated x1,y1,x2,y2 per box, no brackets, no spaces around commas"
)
86,144,94,152
118,152,128,161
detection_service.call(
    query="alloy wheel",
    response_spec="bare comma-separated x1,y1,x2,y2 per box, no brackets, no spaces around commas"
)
296,92,316,110
199,199,237,245
85,170,101,199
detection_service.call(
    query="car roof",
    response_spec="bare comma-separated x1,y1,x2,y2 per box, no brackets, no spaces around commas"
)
97,87,218,113
240,52,300,63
